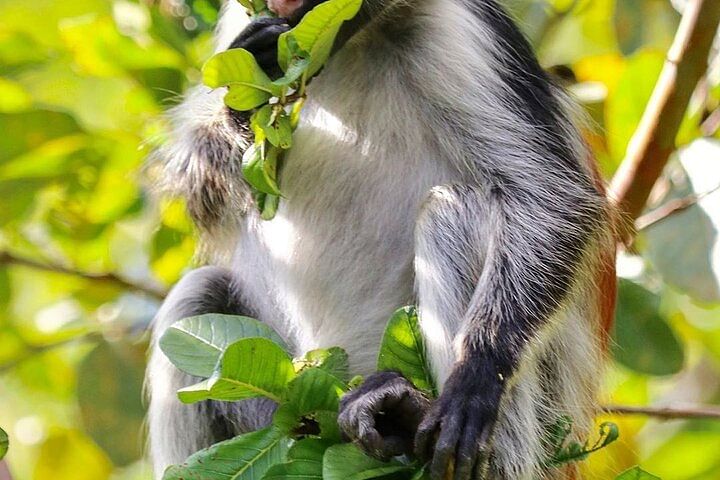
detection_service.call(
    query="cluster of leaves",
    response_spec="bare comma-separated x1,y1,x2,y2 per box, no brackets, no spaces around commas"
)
203,0,362,219
159,306,623,479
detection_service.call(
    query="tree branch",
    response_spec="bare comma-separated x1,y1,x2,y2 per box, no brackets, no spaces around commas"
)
604,404,720,420
0,332,105,374
635,184,720,231
609,0,720,226
0,251,167,300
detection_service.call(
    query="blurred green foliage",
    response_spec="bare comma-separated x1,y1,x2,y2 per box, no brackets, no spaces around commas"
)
0,0,718,479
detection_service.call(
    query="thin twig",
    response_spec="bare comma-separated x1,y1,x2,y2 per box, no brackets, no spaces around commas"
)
0,251,167,300
604,404,720,421
635,184,720,231
0,332,105,374
609,0,720,226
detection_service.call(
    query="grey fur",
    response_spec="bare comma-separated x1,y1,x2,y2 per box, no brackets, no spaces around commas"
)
147,0,613,478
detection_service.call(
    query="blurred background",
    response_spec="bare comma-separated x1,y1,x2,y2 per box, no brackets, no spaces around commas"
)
0,0,718,478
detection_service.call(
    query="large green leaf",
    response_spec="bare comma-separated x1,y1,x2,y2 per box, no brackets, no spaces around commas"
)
262,438,329,480
178,338,296,403
615,466,661,480
294,347,350,382
274,367,347,439
77,340,146,466
0,426,7,460
322,444,413,480
163,427,291,480
644,140,720,303
377,306,436,396
203,48,278,111
278,0,362,76
242,143,283,196
159,313,287,378
612,279,684,376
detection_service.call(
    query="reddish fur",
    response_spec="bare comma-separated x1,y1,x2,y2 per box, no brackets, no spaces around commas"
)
584,152,617,346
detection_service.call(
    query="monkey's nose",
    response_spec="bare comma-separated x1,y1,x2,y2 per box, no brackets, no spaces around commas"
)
267,0,304,18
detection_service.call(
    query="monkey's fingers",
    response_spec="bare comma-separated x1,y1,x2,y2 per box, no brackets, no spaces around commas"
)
230,17,288,47
453,414,492,480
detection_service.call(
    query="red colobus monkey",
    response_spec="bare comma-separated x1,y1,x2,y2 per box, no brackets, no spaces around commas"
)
146,0,617,478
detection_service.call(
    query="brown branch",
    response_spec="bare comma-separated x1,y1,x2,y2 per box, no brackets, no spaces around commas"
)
604,404,720,421
0,332,105,374
609,0,720,226
635,184,720,231
0,251,167,300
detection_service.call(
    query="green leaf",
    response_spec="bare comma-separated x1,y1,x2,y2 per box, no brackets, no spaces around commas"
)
274,367,347,439
252,106,293,149
613,279,684,376
77,340,146,466
262,438,329,480
261,193,281,220
273,55,311,87
323,444,413,480
279,0,363,76
163,427,291,480
202,48,277,111
178,338,296,403
377,306,437,396
615,466,662,480
0,426,8,460
225,83,273,112
644,140,720,303
294,347,350,382
242,143,282,196
546,421,620,467
159,313,287,378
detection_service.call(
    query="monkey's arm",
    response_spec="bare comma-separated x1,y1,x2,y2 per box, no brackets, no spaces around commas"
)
339,176,608,478
414,177,608,479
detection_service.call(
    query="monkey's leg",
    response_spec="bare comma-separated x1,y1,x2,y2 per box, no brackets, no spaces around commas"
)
146,266,282,478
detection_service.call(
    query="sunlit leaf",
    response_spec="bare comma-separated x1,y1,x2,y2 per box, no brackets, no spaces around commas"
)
378,306,436,396
160,313,287,377
615,466,661,480
294,347,350,382
178,338,295,403
279,0,362,76
163,427,291,480
274,367,347,439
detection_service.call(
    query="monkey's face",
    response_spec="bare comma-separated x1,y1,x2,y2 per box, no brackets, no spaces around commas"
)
267,0,327,22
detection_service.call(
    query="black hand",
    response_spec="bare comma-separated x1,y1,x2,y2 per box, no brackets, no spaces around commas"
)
338,371,431,461
229,17,290,79
415,361,505,480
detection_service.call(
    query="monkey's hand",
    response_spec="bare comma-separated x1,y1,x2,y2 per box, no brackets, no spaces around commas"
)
338,371,430,461
415,361,504,480
229,17,290,78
